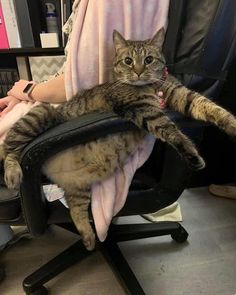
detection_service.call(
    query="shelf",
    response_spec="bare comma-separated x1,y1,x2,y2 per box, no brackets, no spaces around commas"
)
0,47,65,56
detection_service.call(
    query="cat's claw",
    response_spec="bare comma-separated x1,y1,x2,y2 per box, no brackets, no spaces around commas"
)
188,155,206,171
4,167,23,190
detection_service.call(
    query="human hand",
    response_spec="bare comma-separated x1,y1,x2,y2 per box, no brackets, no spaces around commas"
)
0,96,21,117
7,79,35,101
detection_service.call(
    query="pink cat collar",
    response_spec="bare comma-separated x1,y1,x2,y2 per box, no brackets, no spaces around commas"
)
163,66,169,80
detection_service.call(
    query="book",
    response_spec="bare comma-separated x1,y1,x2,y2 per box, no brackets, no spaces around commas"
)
22,0,44,48
13,0,35,47
1,0,21,48
60,0,65,46
62,0,72,23
0,68,19,98
16,56,31,80
0,1,9,49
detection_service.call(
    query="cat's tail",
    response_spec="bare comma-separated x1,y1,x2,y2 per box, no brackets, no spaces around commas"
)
3,103,63,189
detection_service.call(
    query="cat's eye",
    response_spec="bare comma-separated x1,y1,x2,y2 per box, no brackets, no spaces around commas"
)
144,56,154,65
124,57,133,65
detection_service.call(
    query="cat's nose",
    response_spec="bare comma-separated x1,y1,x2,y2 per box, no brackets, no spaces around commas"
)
133,65,145,77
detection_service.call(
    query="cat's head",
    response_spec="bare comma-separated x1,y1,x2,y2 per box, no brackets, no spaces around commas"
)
113,28,166,85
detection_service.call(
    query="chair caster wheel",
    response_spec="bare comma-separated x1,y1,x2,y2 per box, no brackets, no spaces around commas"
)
171,226,188,243
26,286,48,295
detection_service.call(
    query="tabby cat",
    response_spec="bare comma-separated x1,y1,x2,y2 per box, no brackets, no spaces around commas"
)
1,28,236,250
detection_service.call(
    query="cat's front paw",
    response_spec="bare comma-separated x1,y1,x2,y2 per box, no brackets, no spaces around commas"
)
187,155,206,171
4,166,23,190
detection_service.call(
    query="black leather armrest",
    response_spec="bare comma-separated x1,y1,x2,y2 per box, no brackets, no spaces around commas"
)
20,112,138,166
19,110,203,235
20,112,138,235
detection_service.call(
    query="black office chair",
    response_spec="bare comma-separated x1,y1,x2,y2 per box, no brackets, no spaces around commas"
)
1,1,236,294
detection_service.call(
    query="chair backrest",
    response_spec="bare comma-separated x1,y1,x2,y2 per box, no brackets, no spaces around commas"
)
141,0,236,195
19,1,236,236
163,0,236,97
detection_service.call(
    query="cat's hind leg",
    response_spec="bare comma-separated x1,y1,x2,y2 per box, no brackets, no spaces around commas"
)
65,188,95,251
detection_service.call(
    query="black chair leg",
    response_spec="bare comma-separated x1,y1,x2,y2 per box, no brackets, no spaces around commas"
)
109,222,188,243
22,222,188,294
100,222,188,295
101,239,146,295
23,239,92,295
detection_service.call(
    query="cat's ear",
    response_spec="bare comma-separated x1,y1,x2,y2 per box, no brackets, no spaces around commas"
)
113,30,127,51
149,27,165,48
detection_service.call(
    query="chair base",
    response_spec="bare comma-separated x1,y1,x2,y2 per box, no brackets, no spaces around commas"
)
22,222,188,295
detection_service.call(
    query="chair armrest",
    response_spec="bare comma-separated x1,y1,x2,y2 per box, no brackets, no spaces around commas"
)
19,110,203,235
20,112,138,235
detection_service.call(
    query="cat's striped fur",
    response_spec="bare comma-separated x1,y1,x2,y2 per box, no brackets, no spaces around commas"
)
1,29,236,250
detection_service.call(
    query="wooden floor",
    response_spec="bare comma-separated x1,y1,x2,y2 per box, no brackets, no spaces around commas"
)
1,187,236,295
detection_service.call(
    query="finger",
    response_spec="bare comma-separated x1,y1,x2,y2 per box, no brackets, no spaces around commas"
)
0,100,19,117
0,100,7,107
0,105,14,117
0,100,7,109
0,107,10,117
0,105,7,112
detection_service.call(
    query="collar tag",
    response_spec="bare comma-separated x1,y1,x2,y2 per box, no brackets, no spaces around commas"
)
156,90,166,109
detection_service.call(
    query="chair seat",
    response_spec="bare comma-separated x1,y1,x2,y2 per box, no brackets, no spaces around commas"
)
0,186,21,222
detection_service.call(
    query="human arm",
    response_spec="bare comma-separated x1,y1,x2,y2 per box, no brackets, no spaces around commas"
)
7,74,67,104
30,74,66,103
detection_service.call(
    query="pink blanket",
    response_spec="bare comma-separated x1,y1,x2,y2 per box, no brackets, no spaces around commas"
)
0,101,40,143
